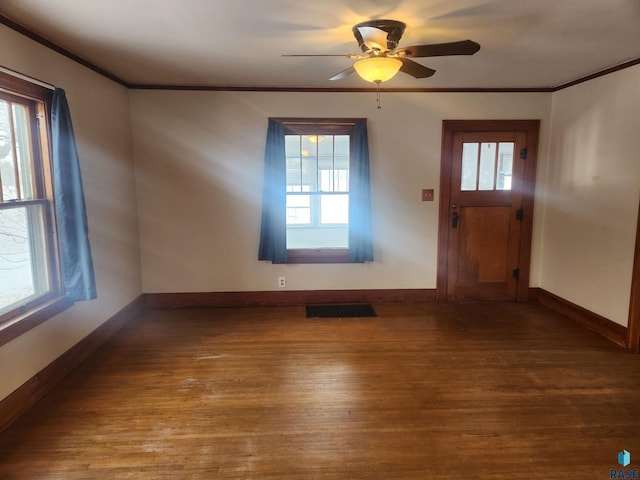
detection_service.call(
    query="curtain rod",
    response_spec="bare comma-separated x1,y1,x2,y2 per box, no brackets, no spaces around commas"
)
281,122,356,125
0,65,55,90
270,117,366,125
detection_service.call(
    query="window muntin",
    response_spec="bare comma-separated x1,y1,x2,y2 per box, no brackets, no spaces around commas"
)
285,131,351,250
0,86,60,323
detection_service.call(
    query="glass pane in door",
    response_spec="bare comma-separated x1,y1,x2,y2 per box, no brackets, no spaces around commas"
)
461,143,479,191
478,143,496,190
496,143,514,190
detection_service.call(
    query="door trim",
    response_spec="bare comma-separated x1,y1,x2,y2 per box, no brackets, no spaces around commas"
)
437,120,540,303
627,195,640,353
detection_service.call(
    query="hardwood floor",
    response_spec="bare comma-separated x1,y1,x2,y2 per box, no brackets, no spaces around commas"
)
0,303,639,479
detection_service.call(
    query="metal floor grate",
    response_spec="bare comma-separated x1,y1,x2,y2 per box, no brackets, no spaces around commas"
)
305,304,377,318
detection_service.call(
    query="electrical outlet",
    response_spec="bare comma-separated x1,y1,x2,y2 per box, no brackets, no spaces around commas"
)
278,276,286,288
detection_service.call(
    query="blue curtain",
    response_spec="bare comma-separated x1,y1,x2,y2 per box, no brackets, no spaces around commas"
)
258,119,288,263
348,120,374,262
51,88,97,301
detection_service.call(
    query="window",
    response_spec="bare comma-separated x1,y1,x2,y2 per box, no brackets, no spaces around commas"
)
0,72,95,344
259,118,373,264
461,142,514,191
285,124,353,261
0,72,68,341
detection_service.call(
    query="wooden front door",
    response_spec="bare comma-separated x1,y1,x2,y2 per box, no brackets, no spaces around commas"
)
437,120,540,303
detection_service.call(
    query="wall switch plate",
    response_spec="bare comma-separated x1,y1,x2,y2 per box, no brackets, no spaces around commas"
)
278,276,285,288
422,189,434,201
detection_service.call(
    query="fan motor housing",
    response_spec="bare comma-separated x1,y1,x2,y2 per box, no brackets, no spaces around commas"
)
352,19,406,53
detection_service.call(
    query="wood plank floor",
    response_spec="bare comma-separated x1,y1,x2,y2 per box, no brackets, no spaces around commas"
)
0,303,639,479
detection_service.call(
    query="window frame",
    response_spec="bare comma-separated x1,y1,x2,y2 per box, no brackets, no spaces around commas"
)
0,71,69,347
278,118,358,264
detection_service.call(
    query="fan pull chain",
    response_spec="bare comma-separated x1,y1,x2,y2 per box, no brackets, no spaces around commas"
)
375,81,382,110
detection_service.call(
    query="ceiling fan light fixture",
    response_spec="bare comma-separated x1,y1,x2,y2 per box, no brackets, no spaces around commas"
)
354,57,402,83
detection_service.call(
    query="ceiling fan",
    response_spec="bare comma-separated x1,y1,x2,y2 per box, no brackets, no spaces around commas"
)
284,19,480,84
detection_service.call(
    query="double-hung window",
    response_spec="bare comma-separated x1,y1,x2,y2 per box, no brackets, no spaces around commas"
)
259,118,373,264
285,122,352,262
0,72,66,339
0,71,95,344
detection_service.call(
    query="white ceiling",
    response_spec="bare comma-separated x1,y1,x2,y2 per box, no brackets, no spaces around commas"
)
1,0,640,89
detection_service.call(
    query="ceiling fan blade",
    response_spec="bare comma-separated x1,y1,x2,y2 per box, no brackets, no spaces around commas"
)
329,66,356,81
397,40,480,58
398,58,436,79
282,54,359,58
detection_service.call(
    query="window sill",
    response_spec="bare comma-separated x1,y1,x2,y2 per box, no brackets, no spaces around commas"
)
286,249,350,264
0,296,74,348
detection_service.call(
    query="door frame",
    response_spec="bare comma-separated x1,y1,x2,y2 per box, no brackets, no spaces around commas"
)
627,196,640,353
436,120,540,303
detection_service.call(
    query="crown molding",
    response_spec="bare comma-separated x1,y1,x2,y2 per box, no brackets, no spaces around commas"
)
1,14,130,87
128,84,555,92
552,58,640,91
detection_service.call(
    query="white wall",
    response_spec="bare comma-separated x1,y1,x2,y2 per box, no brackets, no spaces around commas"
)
539,65,640,326
131,90,551,293
0,26,142,400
